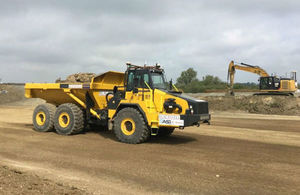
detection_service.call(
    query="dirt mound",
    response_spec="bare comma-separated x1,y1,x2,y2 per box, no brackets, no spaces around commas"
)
56,73,96,83
0,165,86,194
197,95,300,115
0,84,25,104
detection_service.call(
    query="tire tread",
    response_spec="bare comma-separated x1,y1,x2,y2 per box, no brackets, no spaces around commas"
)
33,103,56,132
54,103,84,135
113,107,150,144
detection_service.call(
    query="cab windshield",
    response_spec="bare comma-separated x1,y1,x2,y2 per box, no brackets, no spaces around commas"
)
151,73,167,89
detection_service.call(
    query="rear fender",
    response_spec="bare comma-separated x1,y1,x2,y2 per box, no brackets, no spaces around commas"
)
113,103,148,125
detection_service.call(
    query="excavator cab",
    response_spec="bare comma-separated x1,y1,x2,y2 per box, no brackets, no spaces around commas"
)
259,72,297,95
259,77,280,90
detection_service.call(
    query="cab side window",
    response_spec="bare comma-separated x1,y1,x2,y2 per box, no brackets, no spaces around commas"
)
135,73,148,88
127,72,134,91
143,73,149,88
127,71,150,91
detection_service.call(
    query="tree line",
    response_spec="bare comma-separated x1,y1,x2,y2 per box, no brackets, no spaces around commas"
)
175,68,258,93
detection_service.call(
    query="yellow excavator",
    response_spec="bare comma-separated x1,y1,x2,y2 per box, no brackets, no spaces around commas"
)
227,61,298,96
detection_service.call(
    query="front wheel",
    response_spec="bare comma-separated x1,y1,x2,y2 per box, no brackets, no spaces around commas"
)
113,107,150,144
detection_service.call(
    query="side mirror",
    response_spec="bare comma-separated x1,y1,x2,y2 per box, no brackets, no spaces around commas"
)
133,87,138,94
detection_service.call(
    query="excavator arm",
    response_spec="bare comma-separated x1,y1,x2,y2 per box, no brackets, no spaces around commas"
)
227,61,269,95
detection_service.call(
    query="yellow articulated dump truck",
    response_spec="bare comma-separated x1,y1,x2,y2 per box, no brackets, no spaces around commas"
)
25,63,210,144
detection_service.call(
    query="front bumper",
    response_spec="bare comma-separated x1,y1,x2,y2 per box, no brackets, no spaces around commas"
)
180,113,211,127
158,113,211,128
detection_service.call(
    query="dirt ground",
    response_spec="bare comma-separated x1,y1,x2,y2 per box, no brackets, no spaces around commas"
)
0,84,25,104
0,165,86,195
196,95,300,115
0,102,299,194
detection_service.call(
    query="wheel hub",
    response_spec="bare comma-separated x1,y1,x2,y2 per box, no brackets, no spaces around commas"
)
36,111,46,126
59,112,70,128
121,118,136,135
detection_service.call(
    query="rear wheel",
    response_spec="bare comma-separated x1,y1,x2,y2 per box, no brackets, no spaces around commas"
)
33,103,56,132
157,127,175,137
113,107,150,144
54,103,84,135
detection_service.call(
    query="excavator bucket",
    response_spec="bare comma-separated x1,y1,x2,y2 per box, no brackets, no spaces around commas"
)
226,61,236,96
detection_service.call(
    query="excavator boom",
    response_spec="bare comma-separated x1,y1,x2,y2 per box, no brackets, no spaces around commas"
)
227,61,269,95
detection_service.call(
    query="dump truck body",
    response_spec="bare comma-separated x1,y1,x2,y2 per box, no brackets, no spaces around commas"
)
25,71,124,106
25,64,210,144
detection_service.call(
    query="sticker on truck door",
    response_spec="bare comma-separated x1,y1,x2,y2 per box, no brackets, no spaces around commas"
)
159,114,184,126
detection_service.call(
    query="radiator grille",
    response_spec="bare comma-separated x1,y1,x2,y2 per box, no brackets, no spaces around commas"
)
281,81,289,89
193,101,209,114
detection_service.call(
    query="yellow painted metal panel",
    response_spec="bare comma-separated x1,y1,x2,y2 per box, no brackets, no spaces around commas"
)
91,71,124,89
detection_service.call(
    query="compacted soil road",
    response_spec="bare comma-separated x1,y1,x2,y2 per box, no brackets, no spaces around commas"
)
0,103,299,194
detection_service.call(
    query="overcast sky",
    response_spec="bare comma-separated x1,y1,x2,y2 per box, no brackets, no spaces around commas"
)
0,0,300,83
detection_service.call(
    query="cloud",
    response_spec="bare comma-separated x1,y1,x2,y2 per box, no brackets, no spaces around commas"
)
0,0,300,83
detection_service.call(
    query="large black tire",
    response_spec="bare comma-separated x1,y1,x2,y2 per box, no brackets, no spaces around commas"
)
54,103,84,135
113,107,150,144
33,103,56,132
157,127,175,137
